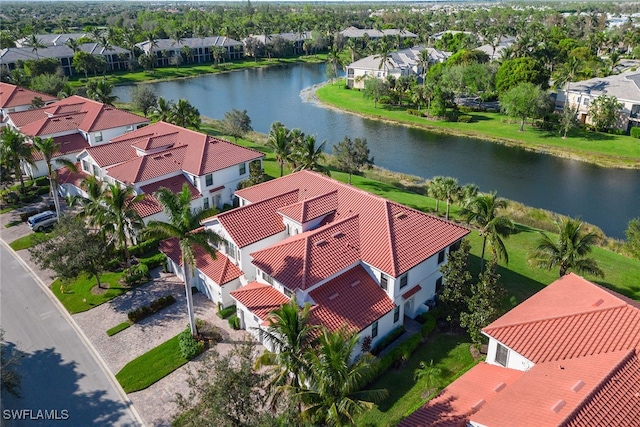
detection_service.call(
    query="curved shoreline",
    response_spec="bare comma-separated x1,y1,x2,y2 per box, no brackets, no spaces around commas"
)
308,81,640,170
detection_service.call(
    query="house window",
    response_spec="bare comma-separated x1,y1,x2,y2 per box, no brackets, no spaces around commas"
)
393,306,400,323
205,174,213,186
92,164,100,176
380,273,388,291
495,343,508,367
399,274,408,289
371,321,379,338
450,241,461,252
225,240,238,260
239,163,246,175
283,287,293,298
262,271,274,285
192,175,199,189
126,125,134,132
81,160,90,172
203,197,209,209
95,132,103,143
583,98,590,106
435,277,443,293
437,249,445,264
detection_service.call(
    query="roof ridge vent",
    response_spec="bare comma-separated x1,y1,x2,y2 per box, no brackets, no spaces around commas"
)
493,382,506,393
332,231,345,239
349,280,360,288
328,292,339,300
395,212,408,219
551,400,566,414
572,380,585,393
315,239,328,247
593,298,605,307
471,399,485,411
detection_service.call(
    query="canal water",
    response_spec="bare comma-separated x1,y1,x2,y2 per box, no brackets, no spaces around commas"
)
113,62,640,239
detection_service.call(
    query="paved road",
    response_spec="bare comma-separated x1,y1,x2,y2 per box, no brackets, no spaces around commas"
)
0,243,141,427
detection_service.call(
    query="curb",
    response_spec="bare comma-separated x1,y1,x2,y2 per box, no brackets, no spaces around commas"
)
0,238,146,427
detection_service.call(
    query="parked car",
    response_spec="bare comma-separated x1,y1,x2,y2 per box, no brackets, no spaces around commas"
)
27,210,57,231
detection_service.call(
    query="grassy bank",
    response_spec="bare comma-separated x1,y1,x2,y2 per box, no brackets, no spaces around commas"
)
70,54,326,88
315,80,640,169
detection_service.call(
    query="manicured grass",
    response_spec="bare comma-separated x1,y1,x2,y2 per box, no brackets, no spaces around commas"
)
357,332,477,427
52,272,131,314
106,321,131,337
115,333,188,393
9,230,53,251
316,81,640,169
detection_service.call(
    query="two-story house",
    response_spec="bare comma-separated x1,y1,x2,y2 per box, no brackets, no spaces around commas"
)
162,170,469,355
399,273,640,427
0,82,57,122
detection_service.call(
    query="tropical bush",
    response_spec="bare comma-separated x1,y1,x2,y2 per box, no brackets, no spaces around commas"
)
179,327,205,360
371,326,406,356
217,304,236,319
228,314,240,329
631,127,640,139
123,263,150,285
457,115,473,123
127,294,176,323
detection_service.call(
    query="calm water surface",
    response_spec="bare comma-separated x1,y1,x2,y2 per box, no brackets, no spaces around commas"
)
113,63,640,239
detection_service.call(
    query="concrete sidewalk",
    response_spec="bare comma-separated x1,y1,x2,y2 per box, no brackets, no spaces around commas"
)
0,205,256,426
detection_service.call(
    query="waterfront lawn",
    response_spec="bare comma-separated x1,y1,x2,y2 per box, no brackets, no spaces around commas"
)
316,81,640,168
116,333,188,393
357,332,477,427
52,272,130,314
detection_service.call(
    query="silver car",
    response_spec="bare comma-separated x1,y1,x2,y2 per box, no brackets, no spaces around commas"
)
27,211,57,231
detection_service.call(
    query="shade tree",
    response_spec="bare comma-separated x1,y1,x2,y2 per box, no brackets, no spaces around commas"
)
332,136,374,184
221,108,253,143
499,82,551,131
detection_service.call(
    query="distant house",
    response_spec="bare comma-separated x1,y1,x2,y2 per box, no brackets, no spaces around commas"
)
346,46,449,89
136,36,244,66
74,121,264,222
0,82,57,121
244,32,312,55
556,70,640,133
15,33,89,47
340,26,418,43
399,273,640,427
0,43,131,75
5,94,148,179
475,36,515,61
167,170,469,357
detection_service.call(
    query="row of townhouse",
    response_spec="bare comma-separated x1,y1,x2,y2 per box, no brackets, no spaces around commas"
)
400,273,640,426
160,169,469,357
1,83,265,224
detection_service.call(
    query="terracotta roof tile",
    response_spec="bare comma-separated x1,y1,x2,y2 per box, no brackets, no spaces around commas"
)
308,265,395,333
277,190,338,223
402,285,422,300
159,238,242,286
183,136,264,176
236,171,469,277
56,163,91,187
0,82,56,108
230,282,290,321
30,133,89,161
133,175,200,218
106,146,187,185
19,112,86,136
483,274,640,364
398,363,524,427
250,215,362,291
51,95,146,132
215,190,299,248
5,108,48,127
85,140,138,168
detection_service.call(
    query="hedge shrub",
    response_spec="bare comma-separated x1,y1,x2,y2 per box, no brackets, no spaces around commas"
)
217,304,237,319
406,108,425,117
129,238,161,257
179,327,204,360
140,253,166,269
374,333,422,375
228,314,240,329
128,294,176,323
123,263,150,286
457,115,472,123
370,326,405,356
420,313,437,338
631,127,640,139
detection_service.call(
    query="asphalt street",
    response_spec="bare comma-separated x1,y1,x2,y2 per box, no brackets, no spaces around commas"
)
0,243,141,427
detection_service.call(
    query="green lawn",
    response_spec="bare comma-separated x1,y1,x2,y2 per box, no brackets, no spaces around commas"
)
107,321,131,337
9,230,53,251
52,272,130,314
357,333,477,427
316,81,640,169
115,333,188,393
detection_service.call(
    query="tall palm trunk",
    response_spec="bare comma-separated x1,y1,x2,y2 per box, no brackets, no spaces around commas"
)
183,259,198,336
480,235,487,272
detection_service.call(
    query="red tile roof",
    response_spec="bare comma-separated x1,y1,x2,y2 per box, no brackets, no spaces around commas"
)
5,108,48,127
19,112,86,136
56,163,91,187
214,190,299,248
84,140,138,168
483,273,640,364
230,282,290,321
107,146,187,185
277,190,338,223
251,215,362,292
30,133,90,161
398,363,524,427
308,265,395,333
402,285,422,300
235,171,469,277
132,175,200,218
0,82,57,108
159,238,242,286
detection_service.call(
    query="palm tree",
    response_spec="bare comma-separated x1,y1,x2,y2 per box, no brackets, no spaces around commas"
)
170,99,201,130
554,56,582,109
374,39,393,71
441,177,461,221
344,38,359,64
25,33,45,59
418,48,431,83
292,135,329,175
86,79,118,106
101,184,145,267
462,192,515,271
145,185,221,335
267,121,291,177
414,359,442,395
428,176,445,214
65,38,80,53
529,217,604,278
0,127,33,193
255,298,320,407
74,175,107,228
153,97,174,122
32,137,62,220
144,32,159,68
326,47,342,83
291,328,387,426
121,27,139,69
